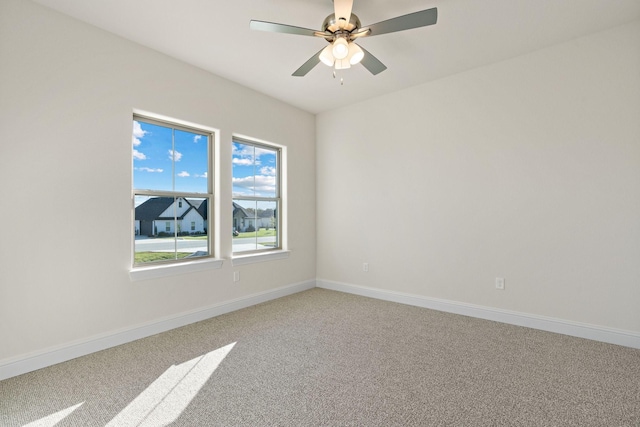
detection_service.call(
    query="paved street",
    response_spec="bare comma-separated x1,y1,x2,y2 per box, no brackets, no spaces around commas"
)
135,236,275,253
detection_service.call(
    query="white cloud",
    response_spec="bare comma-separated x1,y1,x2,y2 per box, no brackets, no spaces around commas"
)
168,149,182,162
232,143,268,166
133,149,147,160
177,171,190,177
133,121,147,138
132,121,147,147
232,175,276,193
136,167,163,173
232,158,253,166
195,172,208,178
260,166,276,176
194,135,202,143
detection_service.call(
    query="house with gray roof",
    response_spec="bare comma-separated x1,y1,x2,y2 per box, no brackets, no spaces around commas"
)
135,197,206,236
233,202,251,232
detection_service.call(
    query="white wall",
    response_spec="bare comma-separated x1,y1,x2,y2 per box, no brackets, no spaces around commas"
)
317,21,640,333
0,0,316,368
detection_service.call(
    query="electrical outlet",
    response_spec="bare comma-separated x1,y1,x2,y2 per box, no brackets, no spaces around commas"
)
495,277,505,290
233,271,240,282
363,263,369,272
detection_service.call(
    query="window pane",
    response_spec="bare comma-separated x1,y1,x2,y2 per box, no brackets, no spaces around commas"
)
134,195,178,263
232,199,278,253
174,129,209,194
232,142,278,198
133,120,173,191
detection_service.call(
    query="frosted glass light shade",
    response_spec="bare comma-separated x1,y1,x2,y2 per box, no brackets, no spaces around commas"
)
332,38,349,60
334,58,351,70
348,43,364,65
319,44,335,66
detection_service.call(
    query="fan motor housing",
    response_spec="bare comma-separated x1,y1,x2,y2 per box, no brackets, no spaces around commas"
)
322,13,361,34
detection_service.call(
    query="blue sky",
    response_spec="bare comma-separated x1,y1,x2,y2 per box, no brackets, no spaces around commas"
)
133,120,278,200
133,120,208,194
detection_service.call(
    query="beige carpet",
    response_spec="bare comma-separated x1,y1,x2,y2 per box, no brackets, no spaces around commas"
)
1,288,639,426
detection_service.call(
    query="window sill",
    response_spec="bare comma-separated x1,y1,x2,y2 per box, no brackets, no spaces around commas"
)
129,257,224,281
231,250,290,266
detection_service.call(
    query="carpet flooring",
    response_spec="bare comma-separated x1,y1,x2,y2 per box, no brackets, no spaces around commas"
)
1,288,639,426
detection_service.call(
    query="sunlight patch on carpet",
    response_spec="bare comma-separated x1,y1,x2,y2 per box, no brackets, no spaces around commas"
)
106,342,236,427
22,402,84,427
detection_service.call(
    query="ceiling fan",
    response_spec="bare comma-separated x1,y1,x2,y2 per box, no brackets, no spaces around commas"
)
250,0,438,77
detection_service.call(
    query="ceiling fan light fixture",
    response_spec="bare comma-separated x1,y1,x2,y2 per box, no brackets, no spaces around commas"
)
332,37,349,60
334,58,351,70
319,44,335,66
347,42,364,65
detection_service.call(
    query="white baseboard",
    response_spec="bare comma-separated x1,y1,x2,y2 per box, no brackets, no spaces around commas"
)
316,279,640,350
0,280,315,381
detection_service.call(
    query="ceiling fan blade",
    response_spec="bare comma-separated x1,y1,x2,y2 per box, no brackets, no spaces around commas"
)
362,7,438,37
250,20,325,37
333,0,353,28
358,45,387,75
292,48,324,77
350,28,371,39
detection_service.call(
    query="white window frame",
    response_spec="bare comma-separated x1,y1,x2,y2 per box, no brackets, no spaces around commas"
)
232,138,283,257
131,114,215,269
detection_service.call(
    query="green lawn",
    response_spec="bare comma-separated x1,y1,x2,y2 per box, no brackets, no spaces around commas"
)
135,252,192,264
234,229,276,239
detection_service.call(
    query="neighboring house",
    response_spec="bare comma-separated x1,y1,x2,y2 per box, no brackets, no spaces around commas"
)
257,209,276,229
233,202,251,232
190,198,208,233
135,198,274,235
232,203,277,232
135,197,206,236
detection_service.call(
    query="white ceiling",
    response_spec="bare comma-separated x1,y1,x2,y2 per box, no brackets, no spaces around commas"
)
31,0,640,114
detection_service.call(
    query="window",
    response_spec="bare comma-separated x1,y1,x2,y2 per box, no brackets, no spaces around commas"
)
232,139,281,254
133,115,213,265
